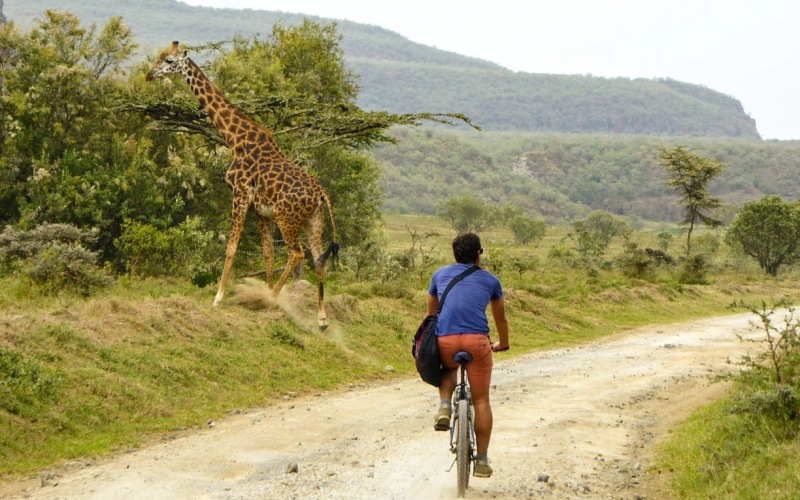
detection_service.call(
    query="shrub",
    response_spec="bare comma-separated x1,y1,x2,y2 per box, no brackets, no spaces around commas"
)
339,230,403,282
736,301,800,387
116,217,218,283
0,223,112,294
728,385,799,432
26,244,113,295
679,254,709,284
725,301,800,436
508,215,546,245
617,236,655,280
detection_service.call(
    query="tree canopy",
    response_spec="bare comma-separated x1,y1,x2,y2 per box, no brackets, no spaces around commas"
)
725,195,800,276
435,196,495,235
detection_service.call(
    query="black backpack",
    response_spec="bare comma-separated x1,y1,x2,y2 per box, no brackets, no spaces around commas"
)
412,265,479,386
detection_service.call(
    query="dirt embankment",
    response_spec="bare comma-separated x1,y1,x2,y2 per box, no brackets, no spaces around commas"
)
1,313,759,499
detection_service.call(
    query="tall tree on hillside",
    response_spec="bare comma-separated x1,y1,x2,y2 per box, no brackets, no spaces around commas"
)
657,146,725,257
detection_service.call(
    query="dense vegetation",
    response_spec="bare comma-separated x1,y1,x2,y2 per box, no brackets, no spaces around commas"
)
374,129,800,221
0,11,456,284
7,0,759,138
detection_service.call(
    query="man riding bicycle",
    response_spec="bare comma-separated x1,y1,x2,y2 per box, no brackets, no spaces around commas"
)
425,232,510,478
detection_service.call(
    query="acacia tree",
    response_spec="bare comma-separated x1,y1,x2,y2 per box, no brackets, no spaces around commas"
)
508,215,546,245
131,21,477,251
436,196,495,234
570,210,630,265
657,146,726,257
725,195,800,276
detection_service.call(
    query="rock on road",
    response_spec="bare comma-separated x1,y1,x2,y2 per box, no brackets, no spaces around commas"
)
2,312,764,499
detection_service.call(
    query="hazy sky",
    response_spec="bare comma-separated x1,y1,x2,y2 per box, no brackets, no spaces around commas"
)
181,0,799,140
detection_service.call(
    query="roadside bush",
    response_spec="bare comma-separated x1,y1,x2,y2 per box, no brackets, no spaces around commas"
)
679,254,709,284
726,301,800,436
659,300,800,497
116,217,218,284
728,384,799,434
617,236,655,280
0,223,112,294
736,301,800,387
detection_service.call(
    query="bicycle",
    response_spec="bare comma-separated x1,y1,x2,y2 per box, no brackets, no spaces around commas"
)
448,350,476,498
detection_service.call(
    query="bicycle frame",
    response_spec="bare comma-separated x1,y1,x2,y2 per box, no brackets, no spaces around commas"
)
449,351,476,497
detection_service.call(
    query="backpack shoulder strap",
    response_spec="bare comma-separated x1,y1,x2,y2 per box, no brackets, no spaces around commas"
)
437,264,480,313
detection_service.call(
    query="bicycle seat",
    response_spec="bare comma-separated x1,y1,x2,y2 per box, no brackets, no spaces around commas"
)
452,351,472,365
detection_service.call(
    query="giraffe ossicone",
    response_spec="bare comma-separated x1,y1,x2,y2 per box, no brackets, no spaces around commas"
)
147,41,339,330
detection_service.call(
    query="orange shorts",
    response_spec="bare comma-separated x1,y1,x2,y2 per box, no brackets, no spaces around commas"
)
437,334,493,390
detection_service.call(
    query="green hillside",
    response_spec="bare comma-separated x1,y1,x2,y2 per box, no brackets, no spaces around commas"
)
374,129,800,221
5,0,760,138
352,61,758,137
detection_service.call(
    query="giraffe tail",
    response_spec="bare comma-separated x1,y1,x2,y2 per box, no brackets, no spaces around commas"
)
320,241,340,269
318,193,339,269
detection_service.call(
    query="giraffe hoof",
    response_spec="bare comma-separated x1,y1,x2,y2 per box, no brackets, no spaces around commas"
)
318,321,329,331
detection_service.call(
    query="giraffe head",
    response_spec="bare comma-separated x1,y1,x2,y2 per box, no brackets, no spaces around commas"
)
146,41,189,81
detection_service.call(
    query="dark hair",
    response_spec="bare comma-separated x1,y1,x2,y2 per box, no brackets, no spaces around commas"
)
452,232,482,264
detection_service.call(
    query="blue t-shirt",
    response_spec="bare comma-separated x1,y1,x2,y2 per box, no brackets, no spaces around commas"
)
428,263,503,336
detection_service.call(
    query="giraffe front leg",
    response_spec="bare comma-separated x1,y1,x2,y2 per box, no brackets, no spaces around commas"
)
214,198,248,307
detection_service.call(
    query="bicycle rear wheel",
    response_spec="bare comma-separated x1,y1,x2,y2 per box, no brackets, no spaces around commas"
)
456,399,470,497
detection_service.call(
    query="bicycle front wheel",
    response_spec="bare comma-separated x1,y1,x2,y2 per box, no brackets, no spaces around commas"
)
456,399,470,497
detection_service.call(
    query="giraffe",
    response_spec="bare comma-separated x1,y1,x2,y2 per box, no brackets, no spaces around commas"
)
146,41,339,329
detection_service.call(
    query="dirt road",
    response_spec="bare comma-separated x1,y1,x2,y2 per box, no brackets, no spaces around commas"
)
2,312,762,499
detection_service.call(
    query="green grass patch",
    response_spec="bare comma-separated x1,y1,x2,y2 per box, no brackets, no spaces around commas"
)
655,302,800,499
656,389,800,498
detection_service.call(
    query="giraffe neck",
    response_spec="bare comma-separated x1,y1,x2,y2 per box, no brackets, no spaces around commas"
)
182,58,265,148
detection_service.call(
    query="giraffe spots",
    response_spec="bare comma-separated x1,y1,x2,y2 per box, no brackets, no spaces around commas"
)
154,46,336,326
255,203,275,218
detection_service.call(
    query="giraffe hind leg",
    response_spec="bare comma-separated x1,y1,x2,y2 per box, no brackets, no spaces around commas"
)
271,230,304,306
305,210,330,330
257,217,275,287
